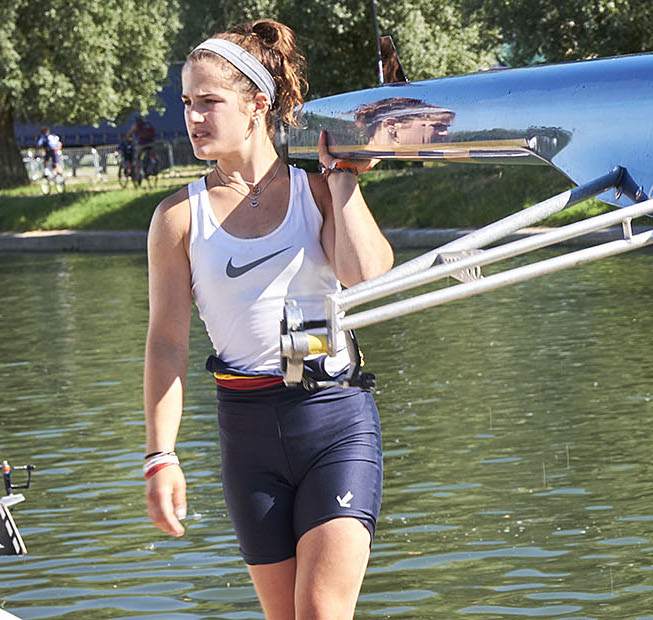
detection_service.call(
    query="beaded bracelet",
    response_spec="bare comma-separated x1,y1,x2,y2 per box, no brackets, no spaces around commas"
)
320,160,360,182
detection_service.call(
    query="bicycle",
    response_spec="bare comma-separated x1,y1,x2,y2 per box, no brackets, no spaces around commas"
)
117,155,141,188
39,160,65,195
140,147,159,188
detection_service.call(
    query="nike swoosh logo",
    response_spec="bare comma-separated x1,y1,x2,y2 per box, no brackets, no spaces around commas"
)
226,246,292,278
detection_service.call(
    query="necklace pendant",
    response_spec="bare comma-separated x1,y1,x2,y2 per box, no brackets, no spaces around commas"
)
250,198,260,208
251,186,261,195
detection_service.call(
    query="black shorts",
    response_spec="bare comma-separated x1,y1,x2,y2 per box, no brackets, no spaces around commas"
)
44,149,61,166
217,384,383,565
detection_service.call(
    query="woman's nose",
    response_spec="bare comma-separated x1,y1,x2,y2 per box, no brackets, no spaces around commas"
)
188,108,204,122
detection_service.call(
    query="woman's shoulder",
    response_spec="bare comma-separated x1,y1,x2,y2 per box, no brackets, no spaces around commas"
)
156,184,191,221
304,168,331,215
149,184,192,245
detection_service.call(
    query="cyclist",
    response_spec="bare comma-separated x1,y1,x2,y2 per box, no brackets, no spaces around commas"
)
127,116,156,178
37,126,63,175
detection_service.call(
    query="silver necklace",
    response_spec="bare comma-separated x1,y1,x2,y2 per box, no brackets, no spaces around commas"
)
215,159,283,208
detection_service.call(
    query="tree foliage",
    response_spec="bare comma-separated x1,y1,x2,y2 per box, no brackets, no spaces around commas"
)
0,0,180,187
171,0,498,100
8,0,650,189
375,0,497,81
468,0,653,66
172,0,278,60
5,0,180,124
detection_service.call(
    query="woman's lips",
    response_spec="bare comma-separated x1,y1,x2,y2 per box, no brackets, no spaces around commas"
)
191,130,210,142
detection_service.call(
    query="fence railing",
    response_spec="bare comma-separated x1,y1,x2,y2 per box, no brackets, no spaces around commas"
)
22,137,211,183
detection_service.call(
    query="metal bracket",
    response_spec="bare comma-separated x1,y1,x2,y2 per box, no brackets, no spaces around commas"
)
615,166,649,203
435,250,484,282
280,300,306,385
280,300,374,389
622,217,633,240
325,293,339,356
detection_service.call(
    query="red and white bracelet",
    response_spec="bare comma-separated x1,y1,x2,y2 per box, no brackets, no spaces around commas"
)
143,451,180,480
319,160,359,182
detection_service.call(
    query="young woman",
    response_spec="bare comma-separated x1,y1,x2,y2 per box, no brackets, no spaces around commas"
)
144,19,394,619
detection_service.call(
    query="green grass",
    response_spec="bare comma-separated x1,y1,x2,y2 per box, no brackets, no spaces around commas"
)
0,167,208,232
360,163,612,228
0,186,177,232
0,163,630,233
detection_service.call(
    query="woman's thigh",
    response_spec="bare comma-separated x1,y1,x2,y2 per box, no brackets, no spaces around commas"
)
218,386,383,564
286,388,383,543
248,556,297,620
295,517,372,619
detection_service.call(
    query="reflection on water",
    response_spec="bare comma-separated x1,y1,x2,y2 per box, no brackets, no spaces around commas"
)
1,250,652,619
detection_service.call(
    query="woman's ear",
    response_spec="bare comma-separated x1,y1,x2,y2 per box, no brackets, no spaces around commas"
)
252,92,271,119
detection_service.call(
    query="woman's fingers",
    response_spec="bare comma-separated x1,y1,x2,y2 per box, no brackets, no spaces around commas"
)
318,130,336,168
357,158,380,173
146,466,186,537
172,480,188,522
318,129,380,173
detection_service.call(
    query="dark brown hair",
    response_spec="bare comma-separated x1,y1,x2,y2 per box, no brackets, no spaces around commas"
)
187,19,307,130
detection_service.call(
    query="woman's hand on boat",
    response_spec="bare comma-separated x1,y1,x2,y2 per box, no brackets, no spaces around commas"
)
318,129,379,174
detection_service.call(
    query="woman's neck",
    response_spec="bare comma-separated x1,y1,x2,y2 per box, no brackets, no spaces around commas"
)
216,140,280,186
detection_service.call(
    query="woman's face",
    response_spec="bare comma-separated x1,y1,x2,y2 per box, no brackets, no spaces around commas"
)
181,60,254,160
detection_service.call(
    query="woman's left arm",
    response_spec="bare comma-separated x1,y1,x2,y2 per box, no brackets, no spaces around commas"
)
316,131,394,287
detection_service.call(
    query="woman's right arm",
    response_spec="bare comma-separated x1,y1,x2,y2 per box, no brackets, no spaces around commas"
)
144,190,192,537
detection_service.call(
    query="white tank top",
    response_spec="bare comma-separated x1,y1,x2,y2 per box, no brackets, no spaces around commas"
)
188,165,348,375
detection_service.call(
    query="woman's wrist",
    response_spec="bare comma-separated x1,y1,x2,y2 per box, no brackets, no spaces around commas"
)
143,452,180,480
144,449,176,460
320,160,359,182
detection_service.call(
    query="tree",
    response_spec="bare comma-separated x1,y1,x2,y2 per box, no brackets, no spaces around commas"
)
170,0,497,100
373,0,497,81
468,0,653,67
0,0,180,188
278,0,497,97
171,0,278,61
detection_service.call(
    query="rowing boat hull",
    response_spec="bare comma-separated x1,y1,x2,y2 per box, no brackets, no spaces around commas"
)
288,53,653,207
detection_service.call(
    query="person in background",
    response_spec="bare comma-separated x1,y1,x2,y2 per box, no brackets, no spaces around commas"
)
37,126,63,175
127,116,156,177
143,18,393,619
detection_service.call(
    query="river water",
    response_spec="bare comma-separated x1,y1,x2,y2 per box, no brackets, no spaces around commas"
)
1,248,652,619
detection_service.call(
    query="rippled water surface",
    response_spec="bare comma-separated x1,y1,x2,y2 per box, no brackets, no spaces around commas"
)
1,249,652,619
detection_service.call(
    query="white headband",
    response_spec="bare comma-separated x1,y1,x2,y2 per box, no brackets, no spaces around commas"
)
192,38,276,104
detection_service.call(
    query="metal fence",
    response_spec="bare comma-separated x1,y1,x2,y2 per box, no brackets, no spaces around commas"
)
22,137,211,183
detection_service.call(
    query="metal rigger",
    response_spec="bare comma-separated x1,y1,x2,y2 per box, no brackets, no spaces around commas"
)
280,168,653,389
1,460,35,556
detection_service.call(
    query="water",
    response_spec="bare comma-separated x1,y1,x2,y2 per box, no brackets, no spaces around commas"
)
1,249,652,619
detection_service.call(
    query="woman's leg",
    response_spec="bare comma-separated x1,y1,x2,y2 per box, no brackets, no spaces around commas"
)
248,556,297,619
294,517,371,619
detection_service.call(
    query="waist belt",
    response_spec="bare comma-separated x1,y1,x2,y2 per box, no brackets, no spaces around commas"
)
213,372,284,390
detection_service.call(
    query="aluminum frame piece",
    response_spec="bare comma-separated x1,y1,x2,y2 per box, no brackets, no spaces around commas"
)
316,171,653,357
288,53,653,207
334,198,653,335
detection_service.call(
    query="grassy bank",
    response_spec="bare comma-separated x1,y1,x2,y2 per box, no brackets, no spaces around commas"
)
0,163,617,233
359,163,614,228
